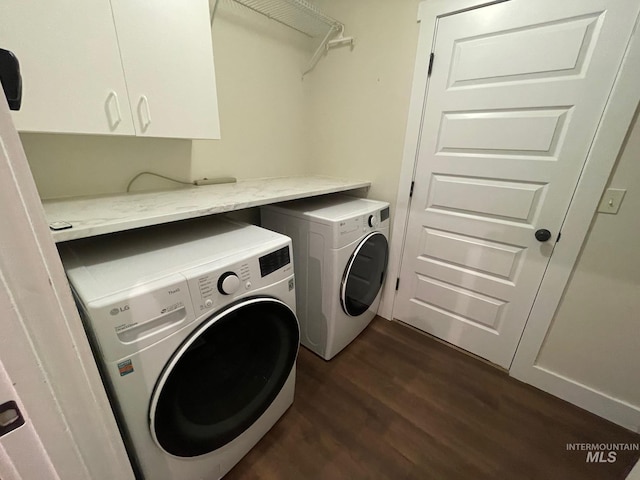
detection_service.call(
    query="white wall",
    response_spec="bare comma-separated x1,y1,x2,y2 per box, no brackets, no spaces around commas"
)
21,1,311,199
536,109,640,407
306,0,421,206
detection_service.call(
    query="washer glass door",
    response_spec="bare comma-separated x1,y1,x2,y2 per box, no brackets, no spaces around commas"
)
150,297,299,457
341,232,389,317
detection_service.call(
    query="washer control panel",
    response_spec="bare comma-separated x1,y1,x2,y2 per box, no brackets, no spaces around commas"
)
258,245,290,278
183,242,292,316
191,262,250,311
218,272,241,295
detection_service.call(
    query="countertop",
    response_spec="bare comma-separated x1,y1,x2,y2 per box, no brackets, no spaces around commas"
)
43,175,371,242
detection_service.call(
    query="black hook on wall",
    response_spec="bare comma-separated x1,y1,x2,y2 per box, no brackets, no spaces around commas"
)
0,48,22,111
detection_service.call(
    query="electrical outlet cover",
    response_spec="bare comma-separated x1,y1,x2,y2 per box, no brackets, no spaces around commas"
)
597,188,626,214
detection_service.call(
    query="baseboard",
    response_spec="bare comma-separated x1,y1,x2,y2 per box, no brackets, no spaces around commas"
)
511,363,640,433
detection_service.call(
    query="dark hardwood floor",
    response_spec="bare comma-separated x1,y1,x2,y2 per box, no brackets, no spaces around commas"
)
226,317,640,479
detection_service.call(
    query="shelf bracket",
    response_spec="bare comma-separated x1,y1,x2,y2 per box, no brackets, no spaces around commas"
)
302,24,354,77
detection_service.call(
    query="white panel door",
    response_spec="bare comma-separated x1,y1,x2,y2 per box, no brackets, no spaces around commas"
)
0,361,58,480
0,93,135,478
110,0,221,139
394,0,640,368
0,0,135,135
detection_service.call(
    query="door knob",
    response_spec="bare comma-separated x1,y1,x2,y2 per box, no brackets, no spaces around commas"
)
535,229,552,242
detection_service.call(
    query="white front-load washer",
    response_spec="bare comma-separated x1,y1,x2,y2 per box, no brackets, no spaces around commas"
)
59,217,299,480
261,195,389,360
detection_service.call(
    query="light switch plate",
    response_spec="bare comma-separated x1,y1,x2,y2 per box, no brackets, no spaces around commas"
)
597,188,626,214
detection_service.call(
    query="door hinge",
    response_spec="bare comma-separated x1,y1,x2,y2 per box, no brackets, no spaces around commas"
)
556,231,562,242
409,181,415,198
427,52,435,77
395,278,400,291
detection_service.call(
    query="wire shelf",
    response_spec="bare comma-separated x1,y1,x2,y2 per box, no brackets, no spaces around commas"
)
211,0,352,75
231,0,342,38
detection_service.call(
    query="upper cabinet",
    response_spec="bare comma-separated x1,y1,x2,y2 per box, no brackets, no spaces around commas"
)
110,0,220,139
0,0,220,139
1,0,135,136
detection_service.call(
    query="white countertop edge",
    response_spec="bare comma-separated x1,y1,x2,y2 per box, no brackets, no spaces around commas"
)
43,176,371,243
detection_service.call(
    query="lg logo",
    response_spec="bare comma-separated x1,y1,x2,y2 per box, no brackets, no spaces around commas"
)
109,305,130,316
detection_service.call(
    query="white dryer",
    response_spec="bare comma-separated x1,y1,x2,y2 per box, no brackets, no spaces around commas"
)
59,218,299,480
261,195,389,360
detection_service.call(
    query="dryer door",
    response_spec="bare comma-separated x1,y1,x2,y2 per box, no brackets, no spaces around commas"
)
340,232,389,317
149,297,299,457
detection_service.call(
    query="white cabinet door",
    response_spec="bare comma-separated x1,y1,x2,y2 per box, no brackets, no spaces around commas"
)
110,0,221,139
0,0,135,135
394,0,640,368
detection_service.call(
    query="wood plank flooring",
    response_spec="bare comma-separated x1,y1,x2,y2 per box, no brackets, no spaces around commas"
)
226,317,640,479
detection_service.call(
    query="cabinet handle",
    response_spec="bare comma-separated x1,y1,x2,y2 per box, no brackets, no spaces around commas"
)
138,95,152,131
106,91,122,130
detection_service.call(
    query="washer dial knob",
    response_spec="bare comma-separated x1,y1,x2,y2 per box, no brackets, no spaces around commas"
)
217,272,240,295
368,214,379,228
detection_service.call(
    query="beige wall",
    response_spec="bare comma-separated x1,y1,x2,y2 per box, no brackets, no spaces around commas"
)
536,109,640,407
306,0,421,206
191,2,311,182
21,134,192,198
21,2,311,199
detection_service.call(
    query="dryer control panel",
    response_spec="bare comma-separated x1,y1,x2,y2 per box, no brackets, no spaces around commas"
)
334,207,390,248
338,215,362,236
363,207,389,231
